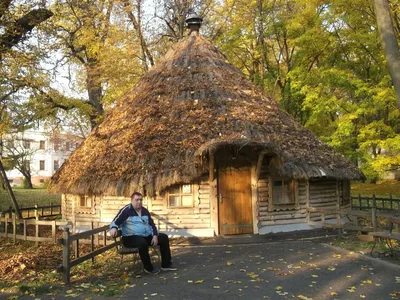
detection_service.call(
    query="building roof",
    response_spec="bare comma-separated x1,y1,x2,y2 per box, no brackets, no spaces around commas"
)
48,32,364,196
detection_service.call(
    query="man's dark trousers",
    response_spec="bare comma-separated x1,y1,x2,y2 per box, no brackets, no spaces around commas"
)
122,232,172,271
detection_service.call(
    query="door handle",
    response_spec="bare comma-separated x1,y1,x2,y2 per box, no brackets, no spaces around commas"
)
219,193,223,203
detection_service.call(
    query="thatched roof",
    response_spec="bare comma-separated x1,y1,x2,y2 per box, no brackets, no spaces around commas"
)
48,32,364,196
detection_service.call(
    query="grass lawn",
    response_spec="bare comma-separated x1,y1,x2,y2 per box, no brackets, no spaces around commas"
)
0,188,61,212
351,180,400,197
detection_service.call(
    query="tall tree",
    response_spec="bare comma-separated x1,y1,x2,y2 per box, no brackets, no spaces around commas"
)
0,0,53,218
45,0,145,128
373,0,400,108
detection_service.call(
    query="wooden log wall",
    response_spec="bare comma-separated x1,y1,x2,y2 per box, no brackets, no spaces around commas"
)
151,176,211,231
257,176,309,226
256,161,341,227
64,176,213,232
308,179,340,221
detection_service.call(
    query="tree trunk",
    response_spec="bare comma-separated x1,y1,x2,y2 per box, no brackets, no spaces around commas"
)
86,63,104,129
373,0,400,108
0,159,22,218
21,170,33,189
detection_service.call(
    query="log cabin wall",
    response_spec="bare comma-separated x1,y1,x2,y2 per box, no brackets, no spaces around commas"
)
308,179,340,221
256,162,342,228
63,175,213,234
150,176,211,232
61,194,72,220
257,176,309,227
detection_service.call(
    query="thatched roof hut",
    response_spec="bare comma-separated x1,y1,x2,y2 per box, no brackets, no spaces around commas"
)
49,30,363,197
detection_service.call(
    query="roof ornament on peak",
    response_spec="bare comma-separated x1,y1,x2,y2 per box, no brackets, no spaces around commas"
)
185,12,203,34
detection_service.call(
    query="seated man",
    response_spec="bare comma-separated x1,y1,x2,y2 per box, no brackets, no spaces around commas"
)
109,192,177,274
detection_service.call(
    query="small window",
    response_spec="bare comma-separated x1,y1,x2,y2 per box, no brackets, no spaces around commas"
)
23,140,31,149
79,195,92,207
39,140,45,150
168,184,193,207
54,160,59,170
39,160,45,170
272,179,294,205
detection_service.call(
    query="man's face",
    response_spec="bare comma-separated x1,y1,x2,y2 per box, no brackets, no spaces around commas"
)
131,195,143,210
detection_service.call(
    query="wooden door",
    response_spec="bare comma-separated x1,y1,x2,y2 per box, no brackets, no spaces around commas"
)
218,166,253,235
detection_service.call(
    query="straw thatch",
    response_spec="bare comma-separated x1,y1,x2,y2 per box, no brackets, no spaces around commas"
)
48,32,364,196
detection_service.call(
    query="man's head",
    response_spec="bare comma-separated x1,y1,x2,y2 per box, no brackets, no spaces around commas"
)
131,192,143,210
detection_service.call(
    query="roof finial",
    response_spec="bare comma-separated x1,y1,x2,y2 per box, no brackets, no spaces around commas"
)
185,12,203,34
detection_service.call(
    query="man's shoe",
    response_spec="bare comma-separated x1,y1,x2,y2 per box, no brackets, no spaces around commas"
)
144,267,160,275
161,264,178,271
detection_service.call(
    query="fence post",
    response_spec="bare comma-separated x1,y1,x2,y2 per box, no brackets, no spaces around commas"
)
52,220,56,244
8,206,12,218
390,194,393,210
5,215,8,238
23,219,27,240
336,202,342,237
94,222,99,246
372,194,377,232
91,222,95,263
62,227,71,284
358,194,362,210
35,204,39,246
12,214,16,243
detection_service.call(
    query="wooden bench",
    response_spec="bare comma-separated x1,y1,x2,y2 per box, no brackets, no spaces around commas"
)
113,231,160,270
370,217,400,257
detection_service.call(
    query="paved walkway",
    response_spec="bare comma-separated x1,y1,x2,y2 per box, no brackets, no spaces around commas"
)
4,230,400,300
118,239,400,300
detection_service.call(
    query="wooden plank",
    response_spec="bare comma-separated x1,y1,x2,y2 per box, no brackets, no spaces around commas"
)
219,166,253,235
370,231,400,240
209,153,218,236
259,218,307,226
251,165,258,234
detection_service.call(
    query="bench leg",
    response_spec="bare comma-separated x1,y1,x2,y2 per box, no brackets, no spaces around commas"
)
370,237,379,258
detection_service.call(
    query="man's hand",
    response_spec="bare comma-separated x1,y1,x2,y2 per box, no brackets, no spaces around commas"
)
109,228,118,238
151,235,159,246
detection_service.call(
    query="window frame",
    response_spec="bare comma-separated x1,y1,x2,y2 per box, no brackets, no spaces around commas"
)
39,140,45,150
167,184,194,208
268,177,298,211
39,160,45,171
77,195,96,214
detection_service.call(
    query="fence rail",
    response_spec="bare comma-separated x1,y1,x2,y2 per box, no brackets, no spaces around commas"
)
0,215,68,243
308,196,397,234
56,225,116,283
1,203,61,219
351,194,400,212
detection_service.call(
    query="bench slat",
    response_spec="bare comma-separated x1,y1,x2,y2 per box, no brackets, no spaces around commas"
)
370,231,400,240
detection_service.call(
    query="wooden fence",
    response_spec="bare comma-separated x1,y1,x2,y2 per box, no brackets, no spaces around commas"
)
56,225,116,283
1,203,61,219
0,215,68,243
351,194,400,212
308,197,397,234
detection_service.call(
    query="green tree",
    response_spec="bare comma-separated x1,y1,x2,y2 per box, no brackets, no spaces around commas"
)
214,0,399,181
43,0,145,128
373,0,400,108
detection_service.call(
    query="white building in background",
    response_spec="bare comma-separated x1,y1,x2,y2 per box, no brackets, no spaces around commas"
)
2,128,83,187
